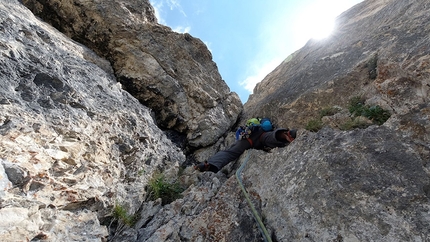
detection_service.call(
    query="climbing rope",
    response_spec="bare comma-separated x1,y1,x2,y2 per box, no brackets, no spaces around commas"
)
235,150,273,242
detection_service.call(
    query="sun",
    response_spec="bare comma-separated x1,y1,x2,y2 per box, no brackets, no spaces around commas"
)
294,5,337,43
309,16,335,40
292,0,360,46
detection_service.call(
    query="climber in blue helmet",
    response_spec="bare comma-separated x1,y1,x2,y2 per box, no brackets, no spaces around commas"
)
195,118,296,173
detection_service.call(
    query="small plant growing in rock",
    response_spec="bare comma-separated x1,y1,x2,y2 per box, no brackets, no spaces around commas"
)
306,99,390,132
339,118,371,131
348,96,391,125
348,96,367,116
319,106,341,117
361,105,391,125
305,106,340,132
109,203,139,241
138,169,146,176
305,119,324,132
147,172,183,205
112,204,137,226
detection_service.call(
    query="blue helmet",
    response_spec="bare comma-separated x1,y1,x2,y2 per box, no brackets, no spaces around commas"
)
261,120,273,131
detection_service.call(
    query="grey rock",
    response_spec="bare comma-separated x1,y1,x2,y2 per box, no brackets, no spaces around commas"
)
128,0,430,241
134,170,264,242
0,1,185,241
2,0,430,241
0,163,12,197
244,0,430,141
2,161,28,187
22,0,243,149
243,126,430,241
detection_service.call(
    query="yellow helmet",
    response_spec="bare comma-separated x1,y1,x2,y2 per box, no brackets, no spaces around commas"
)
246,118,260,126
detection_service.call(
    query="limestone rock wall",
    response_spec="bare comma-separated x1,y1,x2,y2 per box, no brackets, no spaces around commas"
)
244,0,430,134
2,0,430,241
238,0,430,240
22,0,243,149
0,1,185,241
243,126,430,241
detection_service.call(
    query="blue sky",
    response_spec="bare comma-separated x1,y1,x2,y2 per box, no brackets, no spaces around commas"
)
149,0,363,103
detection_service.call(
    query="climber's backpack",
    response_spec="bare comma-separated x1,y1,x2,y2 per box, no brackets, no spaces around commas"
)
259,118,274,131
235,117,274,140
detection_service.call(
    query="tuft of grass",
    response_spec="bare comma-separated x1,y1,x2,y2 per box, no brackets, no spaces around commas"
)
305,119,324,132
305,97,390,132
148,173,184,205
339,118,371,131
305,106,340,132
112,204,137,226
319,106,340,118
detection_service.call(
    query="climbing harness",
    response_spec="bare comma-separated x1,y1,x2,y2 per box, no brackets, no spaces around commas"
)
235,150,273,242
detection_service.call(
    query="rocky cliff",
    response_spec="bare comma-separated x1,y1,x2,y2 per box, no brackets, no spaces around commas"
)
1,1,188,240
21,0,242,150
245,0,429,135
241,0,430,240
1,0,429,241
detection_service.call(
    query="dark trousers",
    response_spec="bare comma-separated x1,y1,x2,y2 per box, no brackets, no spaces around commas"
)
207,139,252,171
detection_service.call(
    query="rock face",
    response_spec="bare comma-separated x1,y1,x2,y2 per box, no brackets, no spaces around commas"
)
131,171,264,242
22,0,243,149
238,0,430,240
244,0,430,134
1,0,430,241
0,1,185,241
243,127,430,241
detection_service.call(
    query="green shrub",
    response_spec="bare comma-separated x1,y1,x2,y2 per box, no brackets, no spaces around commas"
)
148,173,183,205
362,105,391,125
348,96,366,116
305,119,323,132
112,204,137,226
347,96,390,125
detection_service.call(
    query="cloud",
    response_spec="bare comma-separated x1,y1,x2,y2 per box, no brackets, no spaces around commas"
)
151,0,186,18
238,9,296,94
150,0,191,33
239,58,282,93
149,0,166,25
173,26,191,33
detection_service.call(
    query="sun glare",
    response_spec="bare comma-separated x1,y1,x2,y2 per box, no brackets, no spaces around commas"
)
294,7,336,43
292,0,356,45
310,17,335,40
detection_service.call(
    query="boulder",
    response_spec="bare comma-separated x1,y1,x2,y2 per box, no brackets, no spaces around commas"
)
243,126,430,241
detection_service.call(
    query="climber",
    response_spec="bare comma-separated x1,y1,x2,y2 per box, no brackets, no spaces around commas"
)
194,118,296,173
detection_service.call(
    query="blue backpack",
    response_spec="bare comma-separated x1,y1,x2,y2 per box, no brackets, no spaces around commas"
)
235,118,274,140
259,118,273,131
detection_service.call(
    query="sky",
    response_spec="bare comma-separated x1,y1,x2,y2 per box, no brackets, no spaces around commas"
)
149,0,364,103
